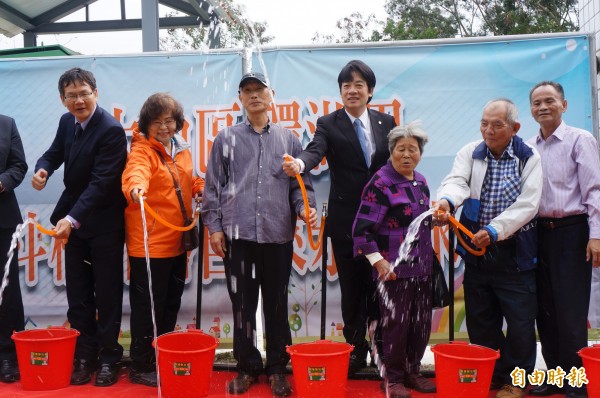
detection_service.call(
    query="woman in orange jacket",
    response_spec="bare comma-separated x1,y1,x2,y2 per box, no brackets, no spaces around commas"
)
122,93,203,387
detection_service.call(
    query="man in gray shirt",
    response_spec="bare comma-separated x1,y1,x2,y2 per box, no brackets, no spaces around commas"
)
202,72,316,397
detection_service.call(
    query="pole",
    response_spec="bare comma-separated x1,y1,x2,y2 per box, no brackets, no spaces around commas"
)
319,203,328,340
195,217,204,329
448,226,455,342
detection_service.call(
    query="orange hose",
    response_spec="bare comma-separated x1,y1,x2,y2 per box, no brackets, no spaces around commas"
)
141,200,198,231
284,155,325,250
36,223,56,236
435,210,486,256
35,199,198,237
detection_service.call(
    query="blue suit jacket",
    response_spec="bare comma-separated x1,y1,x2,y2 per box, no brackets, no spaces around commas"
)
35,106,127,238
0,115,27,229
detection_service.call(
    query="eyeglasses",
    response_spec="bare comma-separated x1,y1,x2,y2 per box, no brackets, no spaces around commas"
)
150,119,176,129
64,92,94,102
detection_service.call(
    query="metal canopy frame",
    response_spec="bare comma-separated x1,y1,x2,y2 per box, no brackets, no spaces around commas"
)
0,0,223,50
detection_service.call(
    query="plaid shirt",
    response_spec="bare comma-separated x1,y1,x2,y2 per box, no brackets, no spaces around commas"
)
478,140,521,228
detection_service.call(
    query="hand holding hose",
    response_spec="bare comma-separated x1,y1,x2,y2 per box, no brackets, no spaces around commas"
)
282,154,300,177
131,188,146,204
283,154,325,250
433,199,451,223
300,207,318,229
433,206,486,256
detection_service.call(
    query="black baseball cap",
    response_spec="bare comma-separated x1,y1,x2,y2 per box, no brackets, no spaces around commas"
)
239,72,268,89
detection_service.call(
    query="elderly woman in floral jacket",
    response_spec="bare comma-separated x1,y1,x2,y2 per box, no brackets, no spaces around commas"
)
352,121,435,398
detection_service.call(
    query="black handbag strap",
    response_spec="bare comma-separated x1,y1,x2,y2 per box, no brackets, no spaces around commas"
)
157,152,189,223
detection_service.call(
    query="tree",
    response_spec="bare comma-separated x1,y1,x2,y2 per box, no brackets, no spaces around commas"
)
475,0,578,36
314,0,578,43
383,0,462,40
160,0,273,51
386,0,579,38
312,12,383,44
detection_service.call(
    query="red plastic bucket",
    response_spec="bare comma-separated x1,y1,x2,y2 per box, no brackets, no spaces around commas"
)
432,341,500,398
153,329,219,398
11,327,79,391
286,340,354,398
578,344,600,396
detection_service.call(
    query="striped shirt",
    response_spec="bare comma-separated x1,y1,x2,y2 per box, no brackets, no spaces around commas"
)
202,119,312,244
527,122,600,239
478,140,520,228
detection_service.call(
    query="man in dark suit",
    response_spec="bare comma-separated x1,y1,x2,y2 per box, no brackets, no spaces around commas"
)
0,115,27,384
283,60,396,375
31,68,127,387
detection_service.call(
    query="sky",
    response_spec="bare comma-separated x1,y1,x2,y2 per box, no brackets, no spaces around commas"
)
0,0,388,55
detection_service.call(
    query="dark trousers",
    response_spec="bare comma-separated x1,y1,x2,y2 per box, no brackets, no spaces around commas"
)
223,239,292,376
128,253,186,368
379,276,432,383
537,220,590,394
464,244,537,385
0,228,24,361
332,239,381,360
65,230,124,365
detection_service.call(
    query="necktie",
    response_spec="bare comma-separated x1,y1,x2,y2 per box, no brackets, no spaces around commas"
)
353,119,371,167
74,123,83,142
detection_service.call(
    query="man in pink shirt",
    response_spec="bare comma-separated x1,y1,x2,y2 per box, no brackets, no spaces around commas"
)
527,81,600,398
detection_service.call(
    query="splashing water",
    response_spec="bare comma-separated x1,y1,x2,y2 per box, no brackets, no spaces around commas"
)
0,219,32,307
372,208,435,383
393,208,435,269
139,197,162,397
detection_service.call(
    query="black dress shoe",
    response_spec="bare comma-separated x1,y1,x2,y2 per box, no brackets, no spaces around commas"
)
489,379,504,390
129,368,158,387
70,359,96,385
0,359,20,383
269,374,292,397
348,354,367,377
565,390,588,398
94,362,121,387
529,384,563,396
228,372,256,394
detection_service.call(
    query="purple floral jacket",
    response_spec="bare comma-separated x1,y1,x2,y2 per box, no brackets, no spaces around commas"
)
352,161,433,279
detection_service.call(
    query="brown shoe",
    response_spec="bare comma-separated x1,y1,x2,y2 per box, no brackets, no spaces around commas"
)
495,384,525,398
387,382,411,398
405,373,436,393
269,374,292,397
228,373,256,395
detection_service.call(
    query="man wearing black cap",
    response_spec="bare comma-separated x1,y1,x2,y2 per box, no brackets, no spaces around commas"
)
283,60,396,376
202,72,316,396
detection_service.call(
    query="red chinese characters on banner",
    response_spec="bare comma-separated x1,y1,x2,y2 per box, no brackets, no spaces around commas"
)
17,212,56,287
193,103,243,176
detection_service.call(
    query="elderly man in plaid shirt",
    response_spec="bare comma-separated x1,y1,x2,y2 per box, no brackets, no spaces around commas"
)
435,99,543,398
